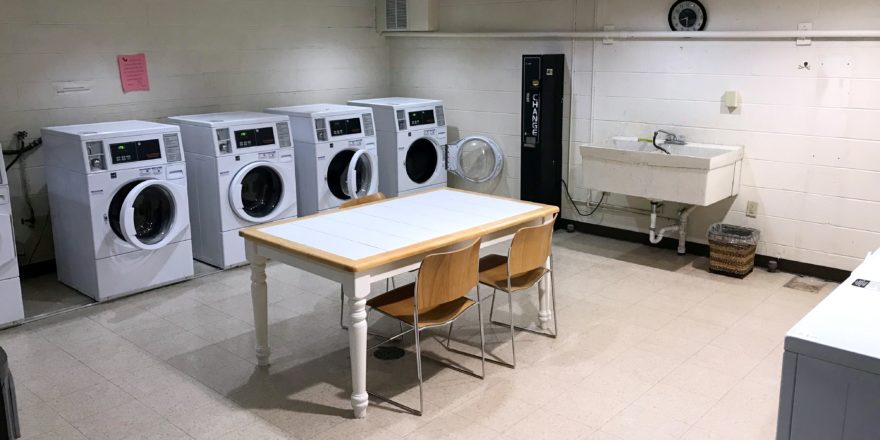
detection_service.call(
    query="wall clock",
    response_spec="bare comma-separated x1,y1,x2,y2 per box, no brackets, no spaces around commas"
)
669,0,707,31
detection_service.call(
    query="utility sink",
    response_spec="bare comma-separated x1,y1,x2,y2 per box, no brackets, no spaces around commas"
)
579,136,743,206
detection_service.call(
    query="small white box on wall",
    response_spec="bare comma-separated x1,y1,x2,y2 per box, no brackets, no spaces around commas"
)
724,90,742,110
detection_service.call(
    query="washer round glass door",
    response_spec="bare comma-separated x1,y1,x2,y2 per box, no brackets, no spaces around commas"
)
229,162,286,223
327,149,374,200
108,180,185,251
448,135,504,183
404,138,439,184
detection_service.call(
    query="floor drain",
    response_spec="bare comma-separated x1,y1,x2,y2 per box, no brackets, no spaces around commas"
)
784,276,826,293
374,346,406,361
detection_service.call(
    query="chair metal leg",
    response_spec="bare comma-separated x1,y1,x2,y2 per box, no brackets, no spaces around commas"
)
414,326,424,415
366,322,423,416
507,291,516,368
477,285,486,378
488,277,559,339
445,287,511,369
445,321,454,349
488,288,497,322
367,325,414,351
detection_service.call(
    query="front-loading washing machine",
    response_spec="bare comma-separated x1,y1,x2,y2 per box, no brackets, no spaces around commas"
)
0,146,24,327
42,121,194,301
168,112,297,269
266,104,379,216
348,97,505,197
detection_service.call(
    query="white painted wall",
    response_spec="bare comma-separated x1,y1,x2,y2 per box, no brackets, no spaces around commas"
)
3,0,878,272
389,0,880,271
0,0,388,264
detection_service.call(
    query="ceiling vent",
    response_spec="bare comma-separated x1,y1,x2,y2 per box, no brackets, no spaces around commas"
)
378,0,437,32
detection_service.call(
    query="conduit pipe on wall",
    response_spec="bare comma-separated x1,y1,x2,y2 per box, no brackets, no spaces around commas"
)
383,30,880,40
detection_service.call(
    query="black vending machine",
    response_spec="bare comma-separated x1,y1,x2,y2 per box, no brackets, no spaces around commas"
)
521,54,564,211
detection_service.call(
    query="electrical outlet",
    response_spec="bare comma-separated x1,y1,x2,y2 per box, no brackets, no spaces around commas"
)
746,201,759,218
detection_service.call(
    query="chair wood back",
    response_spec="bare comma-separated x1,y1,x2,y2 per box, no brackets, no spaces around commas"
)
340,192,385,209
415,239,481,311
507,214,557,276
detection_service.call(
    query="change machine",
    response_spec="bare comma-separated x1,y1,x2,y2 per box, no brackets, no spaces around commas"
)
521,54,564,210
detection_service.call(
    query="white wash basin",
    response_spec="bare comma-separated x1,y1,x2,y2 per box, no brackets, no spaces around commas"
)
579,136,743,206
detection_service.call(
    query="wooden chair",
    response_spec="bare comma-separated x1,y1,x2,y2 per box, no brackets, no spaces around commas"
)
450,214,557,369
365,239,485,416
338,193,387,330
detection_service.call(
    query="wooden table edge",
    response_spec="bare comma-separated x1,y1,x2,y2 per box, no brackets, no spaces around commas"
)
239,190,559,273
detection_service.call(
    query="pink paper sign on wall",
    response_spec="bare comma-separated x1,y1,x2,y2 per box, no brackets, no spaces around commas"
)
117,53,150,93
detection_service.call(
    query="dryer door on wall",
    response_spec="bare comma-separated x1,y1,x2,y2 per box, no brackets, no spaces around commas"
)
404,137,440,184
327,149,375,201
109,179,188,251
229,162,289,223
447,135,504,183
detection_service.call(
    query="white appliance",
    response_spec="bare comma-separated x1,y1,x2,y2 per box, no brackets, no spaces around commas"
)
348,97,504,197
0,146,24,327
42,121,193,301
266,104,379,216
777,249,880,439
168,112,297,269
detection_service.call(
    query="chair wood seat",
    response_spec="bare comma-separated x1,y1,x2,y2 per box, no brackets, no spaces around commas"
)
478,254,549,292
367,283,476,328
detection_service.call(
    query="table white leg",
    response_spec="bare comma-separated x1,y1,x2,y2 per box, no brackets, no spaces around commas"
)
247,245,270,366
538,256,552,330
345,275,371,418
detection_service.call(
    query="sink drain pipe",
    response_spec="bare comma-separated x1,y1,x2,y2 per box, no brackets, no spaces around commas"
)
649,202,697,255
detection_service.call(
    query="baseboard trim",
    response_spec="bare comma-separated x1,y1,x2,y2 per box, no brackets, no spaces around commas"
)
563,219,851,283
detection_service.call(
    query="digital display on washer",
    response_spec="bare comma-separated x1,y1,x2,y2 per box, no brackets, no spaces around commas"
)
234,127,276,148
109,139,162,164
408,110,435,127
329,118,362,137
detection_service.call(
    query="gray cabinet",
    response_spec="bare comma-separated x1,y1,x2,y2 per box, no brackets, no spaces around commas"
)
779,354,880,439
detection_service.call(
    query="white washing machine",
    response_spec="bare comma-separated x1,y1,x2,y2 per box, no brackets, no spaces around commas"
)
168,112,297,269
266,104,379,216
0,147,24,327
348,97,505,197
42,121,193,301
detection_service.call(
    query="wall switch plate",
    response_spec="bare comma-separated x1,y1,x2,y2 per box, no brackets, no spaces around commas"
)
746,201,759,218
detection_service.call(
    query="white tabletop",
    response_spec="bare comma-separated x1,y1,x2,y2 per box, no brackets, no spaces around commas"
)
258,189,542,261
786,249,880,373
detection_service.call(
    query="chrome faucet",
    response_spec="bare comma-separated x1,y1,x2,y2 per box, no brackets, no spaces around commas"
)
652,130,685,154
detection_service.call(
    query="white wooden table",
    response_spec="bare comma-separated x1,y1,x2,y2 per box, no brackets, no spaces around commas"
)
240,188,559,418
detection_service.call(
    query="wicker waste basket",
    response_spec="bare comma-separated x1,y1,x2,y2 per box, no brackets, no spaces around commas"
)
707,223,759,278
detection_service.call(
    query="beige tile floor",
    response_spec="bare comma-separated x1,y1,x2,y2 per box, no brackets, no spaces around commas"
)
0,232,835,440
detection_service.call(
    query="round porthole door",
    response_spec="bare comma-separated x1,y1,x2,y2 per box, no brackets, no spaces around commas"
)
327,149,374,201
404,138,440,184
447,135,504,183
108,180,187,251
229,162,288,223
